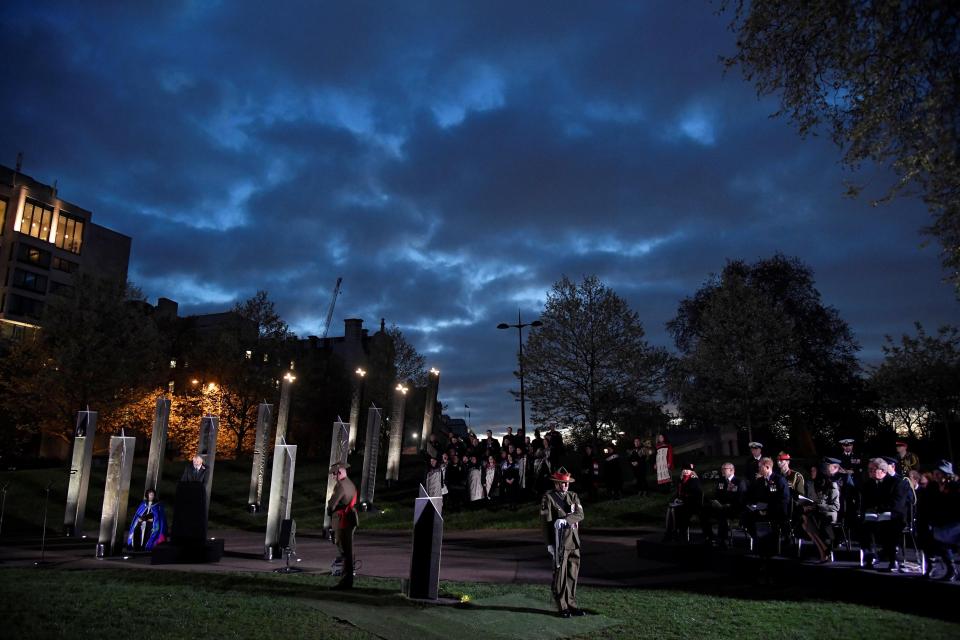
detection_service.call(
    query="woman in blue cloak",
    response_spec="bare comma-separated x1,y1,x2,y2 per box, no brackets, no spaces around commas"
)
126,488,168,551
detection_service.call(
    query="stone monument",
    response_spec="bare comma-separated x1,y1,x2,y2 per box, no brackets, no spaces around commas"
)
64,410,97,537
198,415,218,520
95,435,135,557
419,368,440,450
347,368,366,452
274,372,295,445
247,403,273,512
386,384,408,482
408,484,443,600
144,397,170,497
264,442,297,560
359,405,383,507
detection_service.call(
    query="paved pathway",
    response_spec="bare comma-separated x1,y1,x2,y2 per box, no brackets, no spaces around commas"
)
0,526,718,588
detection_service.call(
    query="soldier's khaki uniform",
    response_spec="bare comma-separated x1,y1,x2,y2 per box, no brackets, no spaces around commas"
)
541,489,584,612
327,474,358,587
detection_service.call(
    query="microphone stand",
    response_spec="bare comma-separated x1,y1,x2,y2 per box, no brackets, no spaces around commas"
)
35,482,53,566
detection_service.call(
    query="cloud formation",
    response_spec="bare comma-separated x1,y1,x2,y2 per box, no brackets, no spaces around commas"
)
1,1,955,428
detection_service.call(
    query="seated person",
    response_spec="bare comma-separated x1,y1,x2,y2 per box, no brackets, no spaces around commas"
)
126,488,167,551
664,463,702,542
860,457,910,571
701,462,746,547
799,458,841,562
743,457,791,556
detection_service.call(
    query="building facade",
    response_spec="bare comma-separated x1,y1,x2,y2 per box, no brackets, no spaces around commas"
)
0,163,131,340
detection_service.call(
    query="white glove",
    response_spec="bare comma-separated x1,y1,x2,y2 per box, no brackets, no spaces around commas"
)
547,545,555,556
554,518,566,530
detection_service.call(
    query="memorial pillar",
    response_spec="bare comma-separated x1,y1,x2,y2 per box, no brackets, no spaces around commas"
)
347,368,366,452
274,372,295,446
64,410,97,537
419,368,440,451
96,435,135,557
198,415,218,520
408,484,444,600
359,405,383,507
247,403,273,512
386,384,408,482
323,421,350,530
144,397,170,497
264,443,297,559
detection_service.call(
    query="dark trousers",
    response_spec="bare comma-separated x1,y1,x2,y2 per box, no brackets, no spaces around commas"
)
860,518,903,563
702,503,740,540
335,519,356,585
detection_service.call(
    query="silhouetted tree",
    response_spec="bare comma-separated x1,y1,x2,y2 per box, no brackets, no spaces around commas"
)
523,275,668,445
871,323,960,460
669,255,860,452
720,1,960,292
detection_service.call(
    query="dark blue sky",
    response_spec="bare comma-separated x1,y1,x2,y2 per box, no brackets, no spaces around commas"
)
2,1,956,430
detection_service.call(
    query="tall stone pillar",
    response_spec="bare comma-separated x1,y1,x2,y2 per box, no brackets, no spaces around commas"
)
419,368,440,451
64,410,97,537
408,484,444,600
323,421,350,530
386,384,408,482
359,405,383,507
264,444,297,559
198,416,218,520
144,397,170,497
247,403,273,512
95,435,135,557
347,368,366,452
275,372,295,446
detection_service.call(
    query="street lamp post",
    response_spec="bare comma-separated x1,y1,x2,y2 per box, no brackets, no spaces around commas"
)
497,310,543,440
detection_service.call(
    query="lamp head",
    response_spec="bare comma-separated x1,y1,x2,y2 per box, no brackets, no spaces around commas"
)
497,323,510,330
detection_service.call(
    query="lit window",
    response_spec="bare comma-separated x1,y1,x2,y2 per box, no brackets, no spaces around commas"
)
17,200,54,241
0,199,7,234
169,359,177,369
245,350,252,360
54,211,84,254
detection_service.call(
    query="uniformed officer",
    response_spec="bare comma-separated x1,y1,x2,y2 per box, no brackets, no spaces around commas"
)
541,467,585,618
837,438,863,486
326,461,358,589
895,441,920,475
744,457,791,557
743,442,764,479
702,462,747,547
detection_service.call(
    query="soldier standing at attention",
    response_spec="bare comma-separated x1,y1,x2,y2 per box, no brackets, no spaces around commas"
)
327,462,358,590
541,467,585,618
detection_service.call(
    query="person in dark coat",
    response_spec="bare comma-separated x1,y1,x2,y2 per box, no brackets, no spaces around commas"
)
744,457,791,556
601,444,623,499
627,437,650,496
701,462,746,546
579,444,601,501
180,454,207,483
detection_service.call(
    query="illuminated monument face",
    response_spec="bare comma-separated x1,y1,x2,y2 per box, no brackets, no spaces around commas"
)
386,384,408,482
64,410,97,537
420,368,440,451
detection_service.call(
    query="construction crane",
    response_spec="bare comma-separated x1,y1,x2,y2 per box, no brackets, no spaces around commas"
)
321,277,343,338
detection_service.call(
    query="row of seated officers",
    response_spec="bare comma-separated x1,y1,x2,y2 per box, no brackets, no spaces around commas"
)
664,452,960,581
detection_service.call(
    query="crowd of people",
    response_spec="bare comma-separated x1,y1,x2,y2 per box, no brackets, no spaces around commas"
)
421,425,572,509
660,438,960,581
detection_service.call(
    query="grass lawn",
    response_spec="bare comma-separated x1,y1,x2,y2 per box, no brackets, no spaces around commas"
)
1,568,957,640
0,457,670,536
